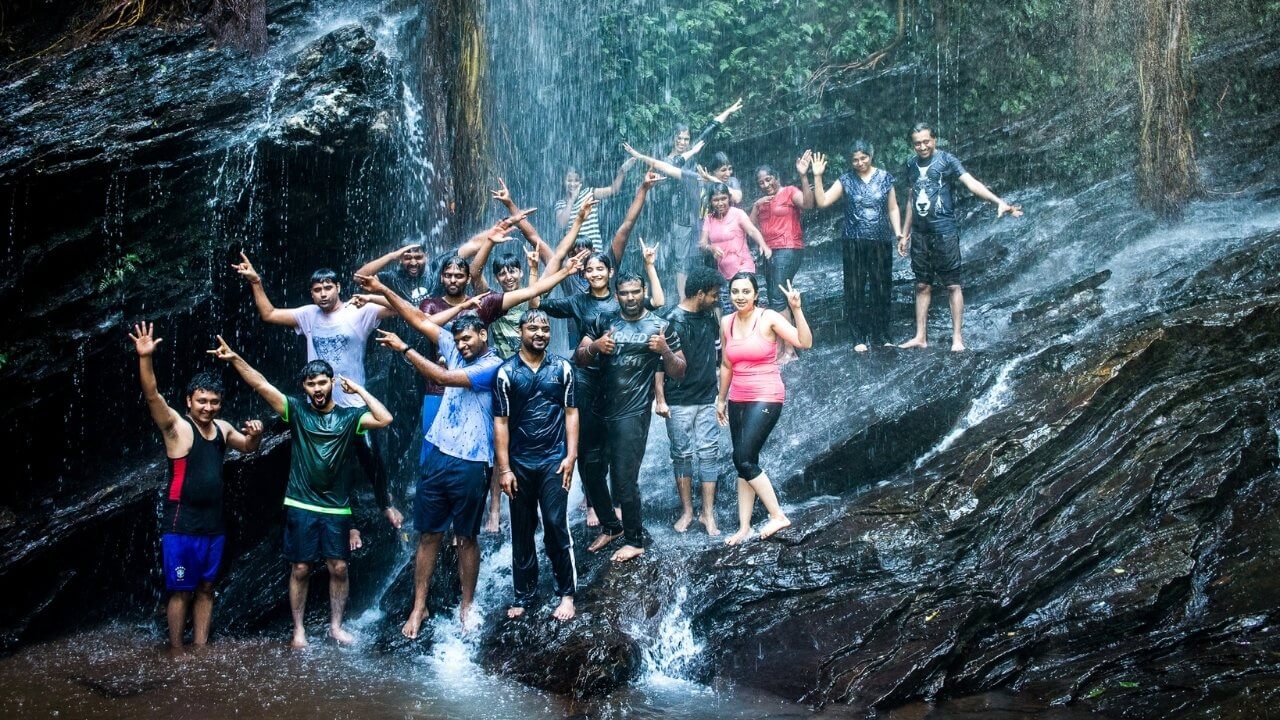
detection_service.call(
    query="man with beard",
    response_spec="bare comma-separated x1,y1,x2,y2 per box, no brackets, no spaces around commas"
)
130,322,263,650
492,310,579,621
355,242,431,306
208,337,392,648
576,272,686,563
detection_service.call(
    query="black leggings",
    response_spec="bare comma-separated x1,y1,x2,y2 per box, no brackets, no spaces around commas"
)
842,238,892,345
727,401,782,481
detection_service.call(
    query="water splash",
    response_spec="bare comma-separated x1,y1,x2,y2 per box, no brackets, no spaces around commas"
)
638,586,706,689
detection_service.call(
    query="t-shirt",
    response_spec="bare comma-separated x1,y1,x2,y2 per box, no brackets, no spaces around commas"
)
293,303,382,408
380,267,431,307
282,396,369,514
839,168,896,241
541,291,624,356
554,188,603,252
488,301,528,359
658,305,719,406
585,310,682,421
492,353,576,466
703,206,756,280
903,151,967,236
425,331,503,464
754,186,804,250
418,293,507,396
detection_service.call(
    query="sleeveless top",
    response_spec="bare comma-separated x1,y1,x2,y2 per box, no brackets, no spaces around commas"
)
725,310,785,403
163,417,227,535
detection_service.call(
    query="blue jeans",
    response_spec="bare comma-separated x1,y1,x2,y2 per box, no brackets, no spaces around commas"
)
664,404,721,485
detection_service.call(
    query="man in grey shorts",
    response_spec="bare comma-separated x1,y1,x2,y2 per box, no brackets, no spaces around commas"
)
654,265,726,535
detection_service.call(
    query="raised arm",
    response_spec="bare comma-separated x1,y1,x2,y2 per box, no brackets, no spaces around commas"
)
339,377,393,430
591,157,637,200
610,170,664,262
959,173,1022,218
500,250,588,310
128,322,181,436
355,243,423,279
354,272,459,343
208,335,287,415
810,152,844,208
768,281,813,349
492,178,553,258
795,151,815,209
231,253,298,327
639,238,665,307
547,195,595,274
219,419,264,454
622,142,687,181
374,330,477,388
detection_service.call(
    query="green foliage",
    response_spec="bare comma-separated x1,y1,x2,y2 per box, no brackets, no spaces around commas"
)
97,252,142,293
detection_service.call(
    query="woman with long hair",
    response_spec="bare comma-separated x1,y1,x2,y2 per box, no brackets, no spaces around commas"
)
700,184,770,311
750,155,814,359
717,272,812,545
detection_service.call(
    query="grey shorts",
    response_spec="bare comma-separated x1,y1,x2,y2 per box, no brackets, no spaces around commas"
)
664,403,721,484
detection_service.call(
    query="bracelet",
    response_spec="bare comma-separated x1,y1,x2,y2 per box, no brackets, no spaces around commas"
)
401,346,412,355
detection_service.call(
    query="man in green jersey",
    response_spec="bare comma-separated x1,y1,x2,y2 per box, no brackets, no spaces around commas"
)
210,336,393,647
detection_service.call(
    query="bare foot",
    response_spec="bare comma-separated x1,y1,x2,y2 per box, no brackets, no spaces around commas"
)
615,508,622,521
759,516,792,539
328,626,356,646
611,545,645,563
588,531,622,553
724,529,752,546
673,512,694,533
951,339,966,352
586,507,600,527
401,608,428,639
700,514,721,536
507,606,525,619
289,630,308,648
854,343,868,353
898,337,928,349
165,645,190,661
483,513,501,534
459,603,481,633
552,596,576,621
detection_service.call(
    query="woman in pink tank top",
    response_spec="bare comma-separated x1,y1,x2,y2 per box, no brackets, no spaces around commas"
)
700,185,771,311
715,272,813,545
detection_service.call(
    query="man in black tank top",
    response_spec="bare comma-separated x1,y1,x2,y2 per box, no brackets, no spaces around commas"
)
130,323,264,651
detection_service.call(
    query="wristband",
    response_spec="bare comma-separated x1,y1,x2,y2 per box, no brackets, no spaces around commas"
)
402,346,412,355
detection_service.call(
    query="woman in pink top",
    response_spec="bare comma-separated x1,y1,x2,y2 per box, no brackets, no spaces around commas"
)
701,184,770,310
716,272,813,545
751,156,815,360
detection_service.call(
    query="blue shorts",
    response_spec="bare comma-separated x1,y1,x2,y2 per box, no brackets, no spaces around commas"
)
162,533,225,592
416,446,489,538
283,506,352,563
419,393,443,465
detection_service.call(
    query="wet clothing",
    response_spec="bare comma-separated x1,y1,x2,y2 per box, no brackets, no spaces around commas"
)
380,267,431,307
665,403,720,484
764,249,804,311
844,240,893,345
839,169,896,241
283,506,352,562
606,413,651,547
585,311,682,421
509,459,576,605
418,293,507,397
903,151,967,236
415,446,489,537
704,207,757,280
910,231,962,287
541,292,623,355
293,303,382,408
699,176,742,218
424,331,502,464
727,401,782,481
162,533,225,591
555,188,603,252
162,417,227,535
492,353,577,466
754,186,805,250
487,301,528,359
659,305,720,406
725,311,785,403
282,396,370,515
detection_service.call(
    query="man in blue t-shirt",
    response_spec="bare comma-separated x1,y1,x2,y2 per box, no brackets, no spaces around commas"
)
374,315,502,638
898,123,1022,352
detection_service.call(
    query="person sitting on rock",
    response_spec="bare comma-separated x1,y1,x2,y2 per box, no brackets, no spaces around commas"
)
129,322,263,652
208,338,392,647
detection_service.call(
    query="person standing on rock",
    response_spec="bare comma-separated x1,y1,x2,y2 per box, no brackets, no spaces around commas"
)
810,141,905,352
717,274,811,545
575,272,686,563
208,337,393,647
700,182,771,311
129,322,263,651
231,255,403,527
653,266,726,536
493,309,579,621
750,155,814,361
897,123,1022,352
553,159,638,252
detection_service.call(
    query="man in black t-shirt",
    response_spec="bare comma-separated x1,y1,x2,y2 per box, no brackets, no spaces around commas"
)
576,273,686,563
654,266,725,536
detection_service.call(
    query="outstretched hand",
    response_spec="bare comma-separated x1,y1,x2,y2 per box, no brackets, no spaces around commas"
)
715,97,744,124
796,149,813,176
779,279,802,310
563,249,590,275
128,322,163,357
621,141,644,160
375,329,409,353
811,152,828,175
526,249,541,272
490,177,512,204
353,273,385,294
695,164,719,184
461,291,492,311
240,419,264,438
207,335,238,362
997,200,1024,218
231,252,260,284
575,194,598,223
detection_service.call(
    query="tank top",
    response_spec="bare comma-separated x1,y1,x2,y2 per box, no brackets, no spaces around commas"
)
725,310,785,403
162,417,227,535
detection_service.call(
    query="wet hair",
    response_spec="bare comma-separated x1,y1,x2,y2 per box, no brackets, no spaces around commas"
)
582,251,614,273
672,123,691,138
564,166,581,180
729,271,759,293
707,182,732,200
615,271,646,290
310,268,339,287
572,239,595,256
300,359,335,383
185,371,224,399
438,254,471,277
909,122,936,140
684,265,725,298
452,315,488,336
755,164,778,179
518,308,551,328
711,151,732,171
491,253,523,275
850,139,875,158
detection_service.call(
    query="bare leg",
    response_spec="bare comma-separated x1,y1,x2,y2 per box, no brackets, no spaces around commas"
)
699,482,720,536
192,583,215,645
552,595,575,621
947,284,965,351
724,478,756,545
166,592,192,649
747,473,791,539
288,563,310,647
457,537,480,629
403,533,442,639
507,606,525,619
484,477,503,533
899,283,931,348
586,506,600,527
326,559,354,645
674,476,694,532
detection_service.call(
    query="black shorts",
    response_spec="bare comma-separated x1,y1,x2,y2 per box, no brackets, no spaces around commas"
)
910,231,962,287
415,446,489,538
283,506,352,563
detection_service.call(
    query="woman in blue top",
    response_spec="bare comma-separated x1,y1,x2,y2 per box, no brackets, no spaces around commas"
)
811,141,904,352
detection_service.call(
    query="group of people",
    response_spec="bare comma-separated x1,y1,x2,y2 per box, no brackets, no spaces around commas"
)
134,106,1021,650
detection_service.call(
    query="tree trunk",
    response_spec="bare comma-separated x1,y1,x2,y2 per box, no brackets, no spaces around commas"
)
1136,0,1198,218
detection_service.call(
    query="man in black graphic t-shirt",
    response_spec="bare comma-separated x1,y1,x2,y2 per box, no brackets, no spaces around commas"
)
575,273,685,563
